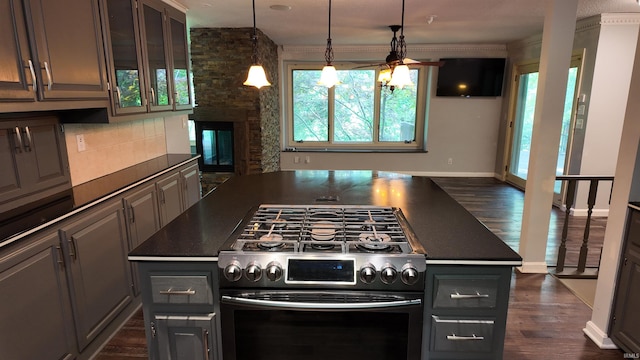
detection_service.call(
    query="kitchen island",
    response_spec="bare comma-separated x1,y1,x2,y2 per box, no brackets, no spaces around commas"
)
129,170,522,360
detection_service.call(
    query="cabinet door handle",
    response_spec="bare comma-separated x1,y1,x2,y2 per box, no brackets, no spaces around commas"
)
150,87,156,105
129,205,135,223
450,292,490,299
115,86,122,108
13,127,23,153
160,189,165,204
203,329,210,357
27,60,37,92
158,288,196,296
55,245,65,270
69,236,78,260
446,334,485,341
43,61,52,90
23,126,32,152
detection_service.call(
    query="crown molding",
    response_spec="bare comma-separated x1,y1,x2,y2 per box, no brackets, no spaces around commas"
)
599,12,640,26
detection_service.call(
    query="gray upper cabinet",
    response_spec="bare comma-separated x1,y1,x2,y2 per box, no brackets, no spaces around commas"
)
100,0,192,120
0,230,76,360
0,0,34,102
0,116,70,214
139,0,173,113
101,0,148,116
166,5,192,111
59,201,133,351
0,0,108,108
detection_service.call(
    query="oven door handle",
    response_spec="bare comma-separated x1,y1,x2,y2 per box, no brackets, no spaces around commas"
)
221,295,421,310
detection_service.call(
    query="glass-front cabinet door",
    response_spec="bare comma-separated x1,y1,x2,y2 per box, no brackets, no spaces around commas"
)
167,8,192,110
103,0,147,115
140,0,172,112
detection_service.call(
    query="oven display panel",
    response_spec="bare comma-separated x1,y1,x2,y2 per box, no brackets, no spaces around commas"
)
286,258,356,284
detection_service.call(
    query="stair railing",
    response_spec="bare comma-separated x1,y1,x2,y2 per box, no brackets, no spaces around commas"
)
553,175,614,278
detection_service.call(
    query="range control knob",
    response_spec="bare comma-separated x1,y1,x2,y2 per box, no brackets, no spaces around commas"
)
265,262,283,282
245,262,262,282
380,264,398,284
359,264,377,284
401,264,419,285
224,261,242,282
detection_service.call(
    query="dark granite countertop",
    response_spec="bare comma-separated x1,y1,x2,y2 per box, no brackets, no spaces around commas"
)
129,170,522,264
1,153,198,247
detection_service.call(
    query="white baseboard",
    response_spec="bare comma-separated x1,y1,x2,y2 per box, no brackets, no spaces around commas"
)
398,171,496,177
571,208,610,217
516,261,548,274
583,321,619,349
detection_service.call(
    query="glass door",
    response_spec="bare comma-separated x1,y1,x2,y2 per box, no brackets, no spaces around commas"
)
195,121,234,172
505,56,582,202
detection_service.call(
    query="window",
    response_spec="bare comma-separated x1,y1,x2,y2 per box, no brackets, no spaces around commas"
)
287,64,427,151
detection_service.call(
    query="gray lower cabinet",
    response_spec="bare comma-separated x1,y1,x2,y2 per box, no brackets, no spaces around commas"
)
611,206,640,353
155,313,217,360
59,200,133,351
157,171,183,227
0,230,76,360
138,262,220,360
181,162,201,209
124,182,161,295
423,265,512,359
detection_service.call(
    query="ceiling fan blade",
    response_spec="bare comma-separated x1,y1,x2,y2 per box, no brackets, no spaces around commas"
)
405,58,445,67
351,63,386,69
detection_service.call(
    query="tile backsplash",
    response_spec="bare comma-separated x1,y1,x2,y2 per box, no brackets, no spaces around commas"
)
64,118,167,185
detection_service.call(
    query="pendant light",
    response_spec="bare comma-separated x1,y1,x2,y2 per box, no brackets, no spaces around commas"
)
318,0,339,88
243,0,271,89
388,0,413,89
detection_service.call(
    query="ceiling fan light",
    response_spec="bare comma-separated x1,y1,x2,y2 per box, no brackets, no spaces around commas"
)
388,64,413,89
378,68,392,84
319,65,339,88
244,65,271,89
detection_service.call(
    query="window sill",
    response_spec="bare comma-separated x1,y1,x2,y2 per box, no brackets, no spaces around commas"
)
282,148,428,154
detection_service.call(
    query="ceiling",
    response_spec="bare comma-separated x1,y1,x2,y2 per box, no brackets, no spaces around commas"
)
173,0,640,47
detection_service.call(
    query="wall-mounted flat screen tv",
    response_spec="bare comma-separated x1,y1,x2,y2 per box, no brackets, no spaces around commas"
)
436,58,506,97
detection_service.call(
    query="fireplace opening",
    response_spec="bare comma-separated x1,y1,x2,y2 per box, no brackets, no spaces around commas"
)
195,121,234,172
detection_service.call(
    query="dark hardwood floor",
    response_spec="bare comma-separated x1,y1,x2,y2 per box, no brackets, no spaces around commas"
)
97,177,624,359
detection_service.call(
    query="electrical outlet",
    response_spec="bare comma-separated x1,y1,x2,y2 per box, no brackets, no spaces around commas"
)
305,156,311,164
294,156,300,164
76,134,86,152
447,158,453,165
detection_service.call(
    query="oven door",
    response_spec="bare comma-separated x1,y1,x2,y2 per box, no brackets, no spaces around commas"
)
220,290,423,360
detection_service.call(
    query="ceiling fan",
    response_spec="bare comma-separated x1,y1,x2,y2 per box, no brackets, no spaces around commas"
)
353,25,444,70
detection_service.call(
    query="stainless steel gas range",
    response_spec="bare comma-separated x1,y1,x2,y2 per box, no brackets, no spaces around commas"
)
217,204,427,360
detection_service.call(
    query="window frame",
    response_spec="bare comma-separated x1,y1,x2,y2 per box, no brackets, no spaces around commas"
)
285,62,428,151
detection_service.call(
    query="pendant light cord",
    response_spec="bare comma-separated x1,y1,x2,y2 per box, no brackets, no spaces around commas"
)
251,0,258,65
324,0,334,65
398,0,406,63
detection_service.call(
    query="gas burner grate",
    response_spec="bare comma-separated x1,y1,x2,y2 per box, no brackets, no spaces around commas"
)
231,205,414,254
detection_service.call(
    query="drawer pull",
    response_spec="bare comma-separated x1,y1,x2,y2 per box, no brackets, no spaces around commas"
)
159,288,196,296
447,334,485,341
450,292,490,299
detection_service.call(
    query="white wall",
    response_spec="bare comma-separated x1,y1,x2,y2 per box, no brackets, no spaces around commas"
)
64,118,167,185
501,14,640,215
580,15,640,213
164,114,191,154
279,44,506,176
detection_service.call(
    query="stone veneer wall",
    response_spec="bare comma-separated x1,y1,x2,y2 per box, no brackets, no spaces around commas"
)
190,27,280,174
